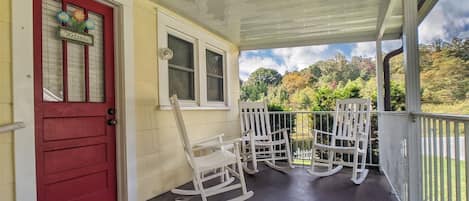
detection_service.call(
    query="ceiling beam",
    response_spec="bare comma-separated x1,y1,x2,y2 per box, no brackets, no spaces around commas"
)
418,0,439,23
240,31,401,50
376,0,397,40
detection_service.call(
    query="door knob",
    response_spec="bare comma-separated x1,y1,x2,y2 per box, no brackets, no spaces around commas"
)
107,119,117,126
108,108,116,115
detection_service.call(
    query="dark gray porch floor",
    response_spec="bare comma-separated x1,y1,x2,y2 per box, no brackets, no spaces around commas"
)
149,165,398,201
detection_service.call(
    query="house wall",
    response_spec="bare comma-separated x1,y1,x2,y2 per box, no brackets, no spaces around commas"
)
0,0,15,200
133,1,240,200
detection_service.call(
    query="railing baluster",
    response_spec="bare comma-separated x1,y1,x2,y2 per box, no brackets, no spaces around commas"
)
446,120,452,201
464,122,468,201
302,112,305,166
426,117,432,201
422,117,427,200
438,119,444,201
455,121,461,201
433,118,438,200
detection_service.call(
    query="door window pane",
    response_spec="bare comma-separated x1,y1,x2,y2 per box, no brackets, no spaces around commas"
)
206,50,224,101
67,42,86,102
42,0,63,102
168,34,195,100
88,12,105,102
67,5,86,102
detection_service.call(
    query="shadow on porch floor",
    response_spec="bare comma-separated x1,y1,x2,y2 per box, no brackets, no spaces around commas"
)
149,164,397,201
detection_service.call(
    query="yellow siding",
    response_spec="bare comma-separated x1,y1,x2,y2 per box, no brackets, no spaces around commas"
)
0,0,15,200
133,0,240,200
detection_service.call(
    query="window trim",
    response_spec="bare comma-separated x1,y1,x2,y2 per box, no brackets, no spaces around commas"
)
157,10,231,109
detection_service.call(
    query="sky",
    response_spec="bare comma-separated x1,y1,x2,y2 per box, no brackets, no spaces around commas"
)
239,0,469,80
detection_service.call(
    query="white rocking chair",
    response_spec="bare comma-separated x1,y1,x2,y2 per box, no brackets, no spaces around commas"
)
239,100,294,174
170,95,254,201
307,99,371,185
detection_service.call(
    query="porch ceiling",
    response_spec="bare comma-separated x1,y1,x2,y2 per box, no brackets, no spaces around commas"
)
154,0,436,50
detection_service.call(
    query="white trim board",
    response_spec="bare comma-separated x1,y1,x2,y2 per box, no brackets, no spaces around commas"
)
12,0,137,201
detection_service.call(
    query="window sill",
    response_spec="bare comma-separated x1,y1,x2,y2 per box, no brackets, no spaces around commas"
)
159,105,231,111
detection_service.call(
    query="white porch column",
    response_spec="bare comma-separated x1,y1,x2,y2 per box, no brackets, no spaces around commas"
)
375,39,384,112
402,0,422,200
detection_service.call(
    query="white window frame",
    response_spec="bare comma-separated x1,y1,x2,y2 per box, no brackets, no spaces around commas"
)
157,10,230,110
166,29,199,107
204,45,227,106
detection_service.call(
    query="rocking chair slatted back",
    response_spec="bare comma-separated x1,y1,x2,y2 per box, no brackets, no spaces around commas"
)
239,100,272,140
170,95,195,161
333,99,371,141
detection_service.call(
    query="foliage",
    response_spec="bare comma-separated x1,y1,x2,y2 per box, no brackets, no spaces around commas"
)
240,68,282,101
245,67,282,85
240,38,469,114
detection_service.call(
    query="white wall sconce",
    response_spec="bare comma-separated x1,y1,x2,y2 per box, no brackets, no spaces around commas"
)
159,48,174,60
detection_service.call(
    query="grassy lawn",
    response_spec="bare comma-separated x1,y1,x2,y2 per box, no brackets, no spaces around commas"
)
293,159,312,166
423,157,466,201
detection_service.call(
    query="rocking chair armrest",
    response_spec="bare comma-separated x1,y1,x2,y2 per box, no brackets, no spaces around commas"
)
222,138,242,145
193,138,241,151
192,133,225,146
313,129,333,136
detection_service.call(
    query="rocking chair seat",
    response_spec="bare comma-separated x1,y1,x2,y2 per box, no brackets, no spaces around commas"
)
195,150,237,172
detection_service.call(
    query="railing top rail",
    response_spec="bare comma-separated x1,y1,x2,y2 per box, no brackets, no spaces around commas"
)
268,111,334,114
267,111,379,114
267,111,467,120
0,122,26,133
411,112,469,121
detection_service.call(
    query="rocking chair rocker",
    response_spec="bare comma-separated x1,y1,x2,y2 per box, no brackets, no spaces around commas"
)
239,100,294,174
170,95,254,201
307,99,371,185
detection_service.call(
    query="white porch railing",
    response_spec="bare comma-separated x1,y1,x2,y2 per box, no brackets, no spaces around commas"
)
0,122,25,133
413,112,469,201
268,111,379,167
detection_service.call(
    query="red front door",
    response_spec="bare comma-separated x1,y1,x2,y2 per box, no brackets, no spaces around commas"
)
33,0,117,200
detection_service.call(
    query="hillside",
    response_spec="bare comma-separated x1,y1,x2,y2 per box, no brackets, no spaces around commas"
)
240,38,469,114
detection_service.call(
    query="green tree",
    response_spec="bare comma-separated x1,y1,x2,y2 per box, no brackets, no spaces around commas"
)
240,68,282,101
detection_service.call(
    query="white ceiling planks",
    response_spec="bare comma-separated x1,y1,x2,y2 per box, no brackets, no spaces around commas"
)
154,0,435,50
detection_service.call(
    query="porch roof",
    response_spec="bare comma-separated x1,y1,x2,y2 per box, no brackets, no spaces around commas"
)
154,0,437,50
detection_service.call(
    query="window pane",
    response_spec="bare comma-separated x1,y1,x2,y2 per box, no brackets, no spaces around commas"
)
168,34,195,100
207,77,223,101
168,35,194,68
206,50,223,76
42,0,63,102
66,5,86,102
169,68,194,100
88,12,105,102
206,50,224,102
67,42,86,102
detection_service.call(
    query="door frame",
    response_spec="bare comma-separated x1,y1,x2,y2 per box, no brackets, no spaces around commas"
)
12,0,137,201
